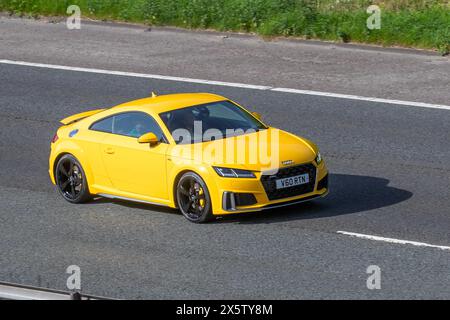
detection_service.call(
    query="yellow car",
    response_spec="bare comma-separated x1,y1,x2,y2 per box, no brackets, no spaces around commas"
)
49,93,328,222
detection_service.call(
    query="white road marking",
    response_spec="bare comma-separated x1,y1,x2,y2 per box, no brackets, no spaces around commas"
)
0,59,271,90
337,231,450,251
271,88,450,110
1,59,449,111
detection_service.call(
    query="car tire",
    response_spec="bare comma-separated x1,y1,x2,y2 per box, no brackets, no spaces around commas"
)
176,172,214,223
55,154,91,204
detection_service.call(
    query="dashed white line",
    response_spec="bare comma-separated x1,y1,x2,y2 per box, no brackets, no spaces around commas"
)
337,231,450,251
1,59,450,111
271,88,450,110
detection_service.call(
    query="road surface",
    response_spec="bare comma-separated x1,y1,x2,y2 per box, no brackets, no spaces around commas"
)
0,16,449,299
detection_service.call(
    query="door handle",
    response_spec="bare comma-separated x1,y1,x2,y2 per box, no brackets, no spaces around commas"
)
105,147,115,154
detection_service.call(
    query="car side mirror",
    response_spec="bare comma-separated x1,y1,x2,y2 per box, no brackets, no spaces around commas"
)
251,112,262,121
138,132,159,146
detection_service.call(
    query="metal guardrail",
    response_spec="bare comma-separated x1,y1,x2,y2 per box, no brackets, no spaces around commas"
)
0,282,111,300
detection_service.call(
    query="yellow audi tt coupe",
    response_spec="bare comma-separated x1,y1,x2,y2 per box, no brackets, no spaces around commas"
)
49,93,328,222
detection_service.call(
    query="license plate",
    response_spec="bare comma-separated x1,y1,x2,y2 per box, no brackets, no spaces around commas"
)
275,173,309,189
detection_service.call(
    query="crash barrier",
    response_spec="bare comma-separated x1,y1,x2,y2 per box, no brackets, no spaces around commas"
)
0,281,110,300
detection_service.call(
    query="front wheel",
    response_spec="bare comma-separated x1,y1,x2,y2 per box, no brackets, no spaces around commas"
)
176,172,214,223
55,154,91,203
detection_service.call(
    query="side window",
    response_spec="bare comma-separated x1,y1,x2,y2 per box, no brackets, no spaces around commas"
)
90,116,113,133
112,112,166,141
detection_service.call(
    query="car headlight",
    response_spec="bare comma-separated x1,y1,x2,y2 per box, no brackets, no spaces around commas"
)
213,167,256,178
315,152,323,164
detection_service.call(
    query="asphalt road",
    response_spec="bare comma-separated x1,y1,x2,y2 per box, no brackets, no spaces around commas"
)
1,16,449,105
0,61,449,299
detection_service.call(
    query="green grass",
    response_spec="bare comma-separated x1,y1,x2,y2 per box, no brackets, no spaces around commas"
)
1,0,449,54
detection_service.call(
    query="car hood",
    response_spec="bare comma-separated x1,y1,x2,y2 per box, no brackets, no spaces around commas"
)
169,128,317,172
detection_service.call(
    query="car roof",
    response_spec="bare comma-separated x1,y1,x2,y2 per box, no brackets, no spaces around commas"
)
111,93,227,114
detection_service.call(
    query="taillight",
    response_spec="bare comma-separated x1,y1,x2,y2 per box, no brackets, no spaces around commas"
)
51,133,59,143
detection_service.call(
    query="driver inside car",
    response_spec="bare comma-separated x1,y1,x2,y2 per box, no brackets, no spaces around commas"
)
129,122,147,138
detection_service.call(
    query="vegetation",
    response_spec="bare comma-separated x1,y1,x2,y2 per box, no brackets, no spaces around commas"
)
1,0,449,54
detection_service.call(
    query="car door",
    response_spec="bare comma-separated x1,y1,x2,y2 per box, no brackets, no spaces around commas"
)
86,115,116,189
100,111,169,201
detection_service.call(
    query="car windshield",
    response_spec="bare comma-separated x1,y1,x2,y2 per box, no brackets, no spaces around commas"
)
159,100,267,144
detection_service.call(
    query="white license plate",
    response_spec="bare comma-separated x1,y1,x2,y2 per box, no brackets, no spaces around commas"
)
276,174,309,189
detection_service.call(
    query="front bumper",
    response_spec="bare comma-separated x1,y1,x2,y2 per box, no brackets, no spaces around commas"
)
222,189,328,213
213,161,328,215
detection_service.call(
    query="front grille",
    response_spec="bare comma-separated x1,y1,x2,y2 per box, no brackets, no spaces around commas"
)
261,163,316,200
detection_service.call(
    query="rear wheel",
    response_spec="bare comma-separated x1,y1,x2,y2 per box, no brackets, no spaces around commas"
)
55,154,91,203
176,172,214,223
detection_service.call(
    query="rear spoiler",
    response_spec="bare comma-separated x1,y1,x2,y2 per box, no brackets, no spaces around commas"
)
60,109,106,125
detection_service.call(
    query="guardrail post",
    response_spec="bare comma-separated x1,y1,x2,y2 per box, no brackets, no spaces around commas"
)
70,291,82,300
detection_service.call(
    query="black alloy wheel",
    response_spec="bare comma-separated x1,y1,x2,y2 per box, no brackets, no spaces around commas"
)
55,154,91,203
176,172,214,223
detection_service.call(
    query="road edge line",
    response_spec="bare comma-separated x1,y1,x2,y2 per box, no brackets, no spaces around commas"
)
1,59,449,111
